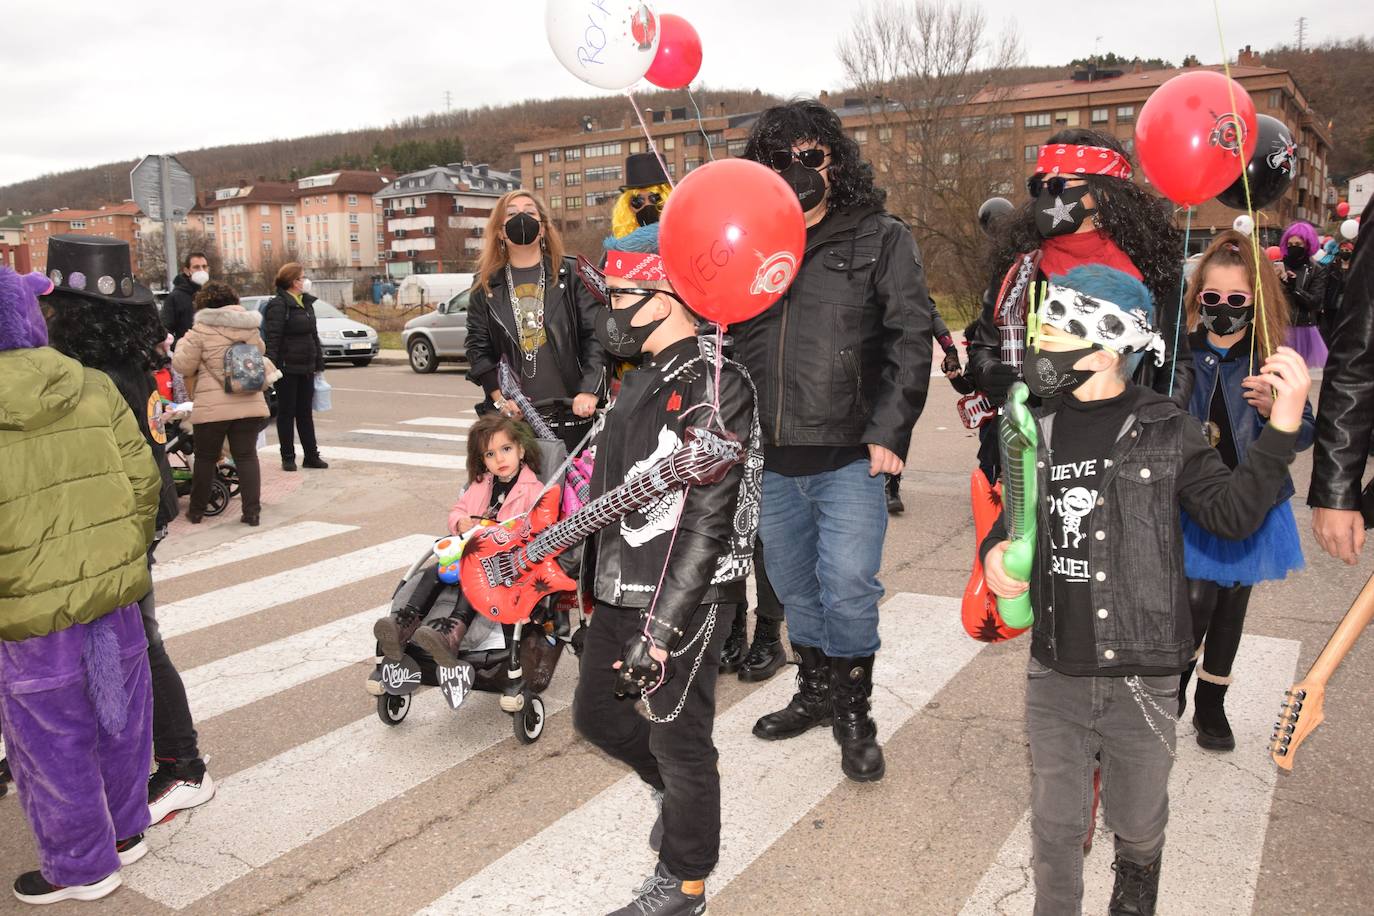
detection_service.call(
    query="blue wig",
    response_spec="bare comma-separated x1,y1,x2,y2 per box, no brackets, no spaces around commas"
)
1049,263,1156,374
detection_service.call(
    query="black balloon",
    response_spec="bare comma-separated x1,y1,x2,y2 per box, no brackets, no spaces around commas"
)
978,196,1015,236
1216,114,1296,210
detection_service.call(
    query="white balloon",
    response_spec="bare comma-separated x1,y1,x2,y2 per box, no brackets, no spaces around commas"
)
546,0,660,91
1233,214,1254,236
1341,218,1360,240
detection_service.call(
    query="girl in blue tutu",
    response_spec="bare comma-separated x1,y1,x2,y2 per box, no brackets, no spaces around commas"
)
1179,229,1315,750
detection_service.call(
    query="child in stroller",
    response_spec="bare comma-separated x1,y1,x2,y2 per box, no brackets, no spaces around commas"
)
368,415,564,716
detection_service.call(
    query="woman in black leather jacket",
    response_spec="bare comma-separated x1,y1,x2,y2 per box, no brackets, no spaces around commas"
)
263,262,326,471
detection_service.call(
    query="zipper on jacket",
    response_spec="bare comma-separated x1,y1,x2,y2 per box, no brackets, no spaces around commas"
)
840,347,869,413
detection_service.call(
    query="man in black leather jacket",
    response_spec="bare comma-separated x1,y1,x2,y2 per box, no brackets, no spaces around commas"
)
730,100,932,784
1309,216,1374,564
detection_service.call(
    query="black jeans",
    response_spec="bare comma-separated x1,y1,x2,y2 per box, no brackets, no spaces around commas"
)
752,539,784,623
573,601,730,881
275,372,318,461
190,418,261,519
138,587,200,763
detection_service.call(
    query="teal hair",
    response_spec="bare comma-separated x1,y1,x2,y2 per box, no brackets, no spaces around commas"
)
1050,263,1155,376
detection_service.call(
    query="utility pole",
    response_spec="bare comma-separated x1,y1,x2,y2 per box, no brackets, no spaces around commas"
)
444,90,452,113
1296,16,1308,51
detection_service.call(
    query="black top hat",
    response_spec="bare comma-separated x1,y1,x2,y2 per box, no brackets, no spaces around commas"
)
43,234,153,307
620,153,670,191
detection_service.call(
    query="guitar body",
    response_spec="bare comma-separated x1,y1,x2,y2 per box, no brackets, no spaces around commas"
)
460,523,578,624
961,471,1028,642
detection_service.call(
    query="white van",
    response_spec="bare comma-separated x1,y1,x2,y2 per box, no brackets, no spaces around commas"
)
397,273,474,309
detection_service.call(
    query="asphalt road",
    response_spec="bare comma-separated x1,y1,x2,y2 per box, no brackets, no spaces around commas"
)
2,358,1370,915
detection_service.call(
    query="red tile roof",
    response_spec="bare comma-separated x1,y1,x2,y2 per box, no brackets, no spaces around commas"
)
22,201,142,225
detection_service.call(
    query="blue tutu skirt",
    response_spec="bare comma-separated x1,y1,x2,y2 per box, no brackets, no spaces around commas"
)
1287,326,1328,369
1181,500,1304,587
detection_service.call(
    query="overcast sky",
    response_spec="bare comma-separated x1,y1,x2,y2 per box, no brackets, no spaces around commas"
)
2,0,1364,191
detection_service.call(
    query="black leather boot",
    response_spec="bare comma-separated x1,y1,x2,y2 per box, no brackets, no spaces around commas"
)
1109,854,1162,916
1192,677,1235,751
739,614,785,682
753,644,830,740
718,607,748,674
831,655,885,782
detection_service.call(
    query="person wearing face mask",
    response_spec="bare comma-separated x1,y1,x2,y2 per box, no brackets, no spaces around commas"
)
731,100,932,784
1277,221,1328,368
465,191,605,454
160,251,210,343
262,262,327,471
608,152,674,249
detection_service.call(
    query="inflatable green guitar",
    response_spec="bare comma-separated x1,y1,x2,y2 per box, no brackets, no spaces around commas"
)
997,381,1038,628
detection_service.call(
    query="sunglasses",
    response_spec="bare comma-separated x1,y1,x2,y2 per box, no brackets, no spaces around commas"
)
1199,289,1253,308
574,255,684,309
1026,174,1083,198
629,192,663,210
768,148,828,171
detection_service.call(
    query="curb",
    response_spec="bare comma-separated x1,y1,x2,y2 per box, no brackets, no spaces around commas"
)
373,350,409,367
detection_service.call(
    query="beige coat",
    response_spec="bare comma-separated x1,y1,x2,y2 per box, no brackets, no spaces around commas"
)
171,305,275,424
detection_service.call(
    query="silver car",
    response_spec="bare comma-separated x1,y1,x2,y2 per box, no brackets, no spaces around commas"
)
244,296,380,367
401,288,470,374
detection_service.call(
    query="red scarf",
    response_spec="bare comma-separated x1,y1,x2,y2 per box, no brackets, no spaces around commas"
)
1039,230,1142,283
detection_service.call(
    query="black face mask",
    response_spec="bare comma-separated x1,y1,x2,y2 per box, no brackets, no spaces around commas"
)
1198,303,1253,336
779,161,827,213
1025,344,1099,398
504,212,542,247
635,206,660,227
595,296,668,359
1034,184,1095,238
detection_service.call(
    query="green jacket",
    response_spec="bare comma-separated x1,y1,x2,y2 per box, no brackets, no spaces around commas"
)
0,348,160,641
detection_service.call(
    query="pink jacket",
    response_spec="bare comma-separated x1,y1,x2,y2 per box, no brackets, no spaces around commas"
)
447,465,548,535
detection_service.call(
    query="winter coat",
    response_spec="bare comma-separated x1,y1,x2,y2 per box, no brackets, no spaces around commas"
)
464,256,606,406
0,347,160,641
1283,261,1326,328
730,206,932,457
171,305,273,424
447,465,550,535
161,272,200,342
263,290,324,375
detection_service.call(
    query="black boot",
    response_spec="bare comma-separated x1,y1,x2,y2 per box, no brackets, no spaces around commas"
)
885,473,904,515
1177,658,1197,718
1192,677,1235,751
739,614,785,682
373,607,424,662
1109,854,1162,916
718,607,748,674
753,644,830,740
831,655,885,782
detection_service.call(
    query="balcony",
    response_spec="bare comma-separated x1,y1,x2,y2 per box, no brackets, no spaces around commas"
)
405,207,417,216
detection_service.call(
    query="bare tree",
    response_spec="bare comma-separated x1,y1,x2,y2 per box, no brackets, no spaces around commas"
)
136,227,224,289
839,0,1024,310
252,243,302,297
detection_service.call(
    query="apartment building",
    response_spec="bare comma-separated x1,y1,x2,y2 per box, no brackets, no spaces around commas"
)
204,181,297,274
0,212,30,272
22,201,142,274
294,169,395,272
375,162,519,277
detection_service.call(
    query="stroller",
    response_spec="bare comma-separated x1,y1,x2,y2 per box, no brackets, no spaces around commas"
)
162,417,239,518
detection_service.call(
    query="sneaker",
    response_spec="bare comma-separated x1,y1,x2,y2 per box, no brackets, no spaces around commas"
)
115,834,147,867
12,870,121,905
649,789,664,853
606,863,706,916
148,760,216,825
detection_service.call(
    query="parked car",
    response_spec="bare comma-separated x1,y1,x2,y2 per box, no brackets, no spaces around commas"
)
243,295,380,367
401,287,469,374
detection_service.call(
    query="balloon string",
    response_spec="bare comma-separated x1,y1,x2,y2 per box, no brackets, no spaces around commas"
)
678,324,728,432
686,88,717,163
624,87,676,191
1211,0,1272,363
1168,208,1192,397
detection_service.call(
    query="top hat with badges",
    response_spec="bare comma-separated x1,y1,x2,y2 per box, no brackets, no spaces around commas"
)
43,234,154,307
620,153,670,191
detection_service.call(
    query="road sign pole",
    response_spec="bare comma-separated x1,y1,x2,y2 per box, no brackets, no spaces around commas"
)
159,155,178,290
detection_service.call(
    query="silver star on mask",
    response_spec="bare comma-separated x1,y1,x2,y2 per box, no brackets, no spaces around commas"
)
1042,195,1078,229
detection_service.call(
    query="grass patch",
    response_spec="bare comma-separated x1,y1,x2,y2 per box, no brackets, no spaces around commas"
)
378,331,403,351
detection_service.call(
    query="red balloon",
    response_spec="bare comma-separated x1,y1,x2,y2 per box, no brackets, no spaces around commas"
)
660,159,805,327
645,14,702,89
1266,245,1283,261
1337,201,1351,217
1134,71,1258,206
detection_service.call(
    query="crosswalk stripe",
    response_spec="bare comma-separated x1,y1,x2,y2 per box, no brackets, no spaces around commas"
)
260,445,465,470
152,522,358,584
958,633,1299,916
418,592,985,914
181,605,386,722
330,387,468,399
400,417,475,429
123,666,579,909
156,535,434,641
350,428,469,444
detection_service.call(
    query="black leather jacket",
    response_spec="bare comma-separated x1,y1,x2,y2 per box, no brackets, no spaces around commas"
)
1309,218,1374,511
465,256,605,405
263,290,325,375
589,336,761,643
1283,261,1326,327
982,386,1300,672
730,206,933,457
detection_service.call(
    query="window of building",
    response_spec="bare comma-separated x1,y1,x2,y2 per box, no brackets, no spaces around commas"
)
549,170,561,185
534,176,545,189
706,131,723,148
989,116,1014,131
941,151,960,166
286,224,296,233
1091,108,1110,123
853,128,868,144
1054,110,1080,127
348,213,359,224
547,149,560,162
565,172,583,187
550,196,562,209
878,126,894,143
584,141,623,158
70,220,85,229
262,239,272,250
959,117,982,131
684,132,700,147
1268,89,1282,109
666,162,676,177
563,148,582,161
1024,144,1038,161
261,223,271,233
685,157,702,171
352,250,361,262
534,152,544,165
204,214,216,225
260,205,271,215
346,194,357,207
349,232,359,242
565,196,582,210
656,136,673,151
1024,112,1051,129
1116,105,1135,123
418,196,427,207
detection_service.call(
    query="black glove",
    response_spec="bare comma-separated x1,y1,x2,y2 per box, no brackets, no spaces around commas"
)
615,631,668,698
982,361,1019,403
941,348,962,376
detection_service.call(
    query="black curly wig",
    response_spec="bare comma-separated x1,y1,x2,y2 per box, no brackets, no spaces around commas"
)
742,99,886,211
44,291,164,374
988,128,1183,318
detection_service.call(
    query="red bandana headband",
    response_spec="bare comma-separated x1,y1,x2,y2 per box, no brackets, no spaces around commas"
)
1036,144,1133,181
603,251,668,283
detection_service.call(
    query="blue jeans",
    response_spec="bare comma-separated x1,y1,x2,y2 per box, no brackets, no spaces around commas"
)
759,460,887,657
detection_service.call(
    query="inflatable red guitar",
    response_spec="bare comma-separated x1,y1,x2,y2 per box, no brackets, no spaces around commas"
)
961,469,1028,642
461,426,745,625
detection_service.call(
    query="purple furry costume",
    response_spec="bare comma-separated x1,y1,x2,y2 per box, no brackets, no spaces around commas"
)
0,267,152,887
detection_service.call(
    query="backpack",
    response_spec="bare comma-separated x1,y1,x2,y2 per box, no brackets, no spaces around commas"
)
220,341,267,393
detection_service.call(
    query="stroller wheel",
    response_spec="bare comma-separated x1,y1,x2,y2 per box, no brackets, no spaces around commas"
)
203,477,232,517
514,692,545,744
377,692,411,726
217,464,241,497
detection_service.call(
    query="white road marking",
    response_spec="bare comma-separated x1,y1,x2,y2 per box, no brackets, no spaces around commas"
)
350,428,469,444
123,667,577,909
258,445,465,470
418,593,985,915
181,605,386,722
152,522,357,584
958,633,1299,915
330,387,469,399
400,417,476,429
157,535,434,640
